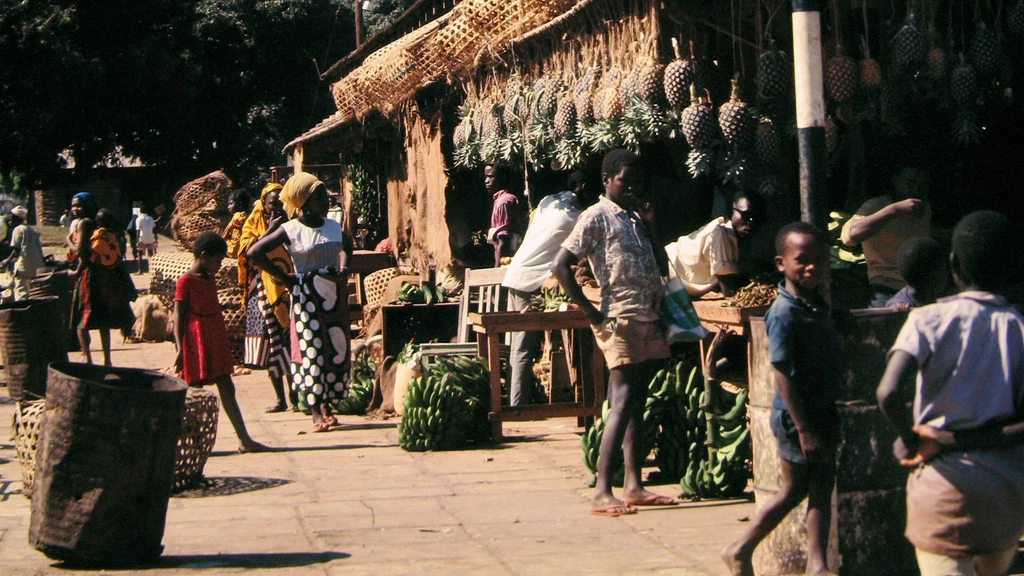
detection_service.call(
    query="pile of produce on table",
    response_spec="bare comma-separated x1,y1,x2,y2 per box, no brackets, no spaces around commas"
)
725,281,778,308
524,287,573,312
397,355,491,451
581,359,751,499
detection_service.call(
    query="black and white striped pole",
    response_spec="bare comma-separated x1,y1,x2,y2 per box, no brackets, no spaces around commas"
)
791,0,828,230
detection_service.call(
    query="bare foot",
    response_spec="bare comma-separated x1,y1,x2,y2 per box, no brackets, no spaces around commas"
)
721,542,754,576
310,422,331,433
622,488,678,507
238,441,270,453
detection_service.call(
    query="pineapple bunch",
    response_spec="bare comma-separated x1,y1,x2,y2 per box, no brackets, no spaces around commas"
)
890,12,927,71
950,54,982,146
582,68,626,154
525,77,556,170
756,39,792,102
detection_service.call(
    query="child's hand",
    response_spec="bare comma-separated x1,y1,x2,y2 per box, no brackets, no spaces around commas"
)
898,425,951,467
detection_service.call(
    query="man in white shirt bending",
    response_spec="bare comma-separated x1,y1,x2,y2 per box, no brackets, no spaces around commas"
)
501,171,594,406
665,191,767,298
135,206,157,274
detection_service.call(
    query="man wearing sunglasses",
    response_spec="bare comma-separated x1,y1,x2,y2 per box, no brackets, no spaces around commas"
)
664,191,767,298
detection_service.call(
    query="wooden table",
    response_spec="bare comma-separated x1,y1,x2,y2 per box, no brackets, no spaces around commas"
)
468,310,606,441
692,300,770,389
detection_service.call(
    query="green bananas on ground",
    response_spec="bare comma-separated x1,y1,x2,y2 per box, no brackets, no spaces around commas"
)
681,386,751,499
579,358,751,500
397,355,490,452
334,349,376,415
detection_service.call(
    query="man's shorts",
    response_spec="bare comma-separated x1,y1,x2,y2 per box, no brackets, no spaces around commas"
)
590,316,670,369
138,242,156,256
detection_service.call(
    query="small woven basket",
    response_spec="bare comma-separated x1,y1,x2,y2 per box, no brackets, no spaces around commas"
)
173,387,220,492
11,399,45,496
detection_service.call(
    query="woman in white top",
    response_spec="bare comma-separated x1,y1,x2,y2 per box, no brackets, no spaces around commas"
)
247,173,353,432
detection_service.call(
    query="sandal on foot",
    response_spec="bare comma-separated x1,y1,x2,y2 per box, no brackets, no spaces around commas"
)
265,403,288,413
590,504,637,517
623,494,678,507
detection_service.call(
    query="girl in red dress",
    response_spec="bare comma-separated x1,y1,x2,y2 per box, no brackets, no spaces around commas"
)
174,232,267,453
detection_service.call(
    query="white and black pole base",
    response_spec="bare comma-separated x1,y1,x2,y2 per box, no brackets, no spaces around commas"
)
792,0,828,230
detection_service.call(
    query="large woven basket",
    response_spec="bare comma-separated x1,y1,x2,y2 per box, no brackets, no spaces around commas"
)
173,387,220,492
149,252,240,309
173,171,232,217
11,399,45,496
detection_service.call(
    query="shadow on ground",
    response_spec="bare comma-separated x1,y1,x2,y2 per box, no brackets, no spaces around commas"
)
54,551,350,570
210,442,388,457
172,476,290,498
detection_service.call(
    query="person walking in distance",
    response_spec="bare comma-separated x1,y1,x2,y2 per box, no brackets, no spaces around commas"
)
135,204,157,274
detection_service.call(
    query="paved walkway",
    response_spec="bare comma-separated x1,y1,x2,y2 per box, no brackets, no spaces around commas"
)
0,332,756,575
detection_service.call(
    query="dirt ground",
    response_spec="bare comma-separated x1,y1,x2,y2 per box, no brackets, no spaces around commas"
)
0,260,758,576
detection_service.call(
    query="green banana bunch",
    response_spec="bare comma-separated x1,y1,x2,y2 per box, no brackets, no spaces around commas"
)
685,386,751,499
397,282,425,303
397,354,491,452
335,349,376,415
420,281,446,305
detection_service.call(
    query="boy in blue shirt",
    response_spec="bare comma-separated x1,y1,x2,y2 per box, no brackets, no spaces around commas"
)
723,222,842,576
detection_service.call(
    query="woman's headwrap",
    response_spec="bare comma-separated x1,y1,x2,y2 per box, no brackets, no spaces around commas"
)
72,191,98,218
280,172,324,218
238,181,292,327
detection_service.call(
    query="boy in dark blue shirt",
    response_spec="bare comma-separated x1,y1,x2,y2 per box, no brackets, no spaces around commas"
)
723,222,842,576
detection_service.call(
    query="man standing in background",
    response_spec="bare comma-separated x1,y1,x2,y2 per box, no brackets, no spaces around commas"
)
502,171,593,406
485,165,522,267
1,206,44,301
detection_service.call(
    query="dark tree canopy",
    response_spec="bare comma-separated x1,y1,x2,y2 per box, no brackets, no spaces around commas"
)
0,0,356,189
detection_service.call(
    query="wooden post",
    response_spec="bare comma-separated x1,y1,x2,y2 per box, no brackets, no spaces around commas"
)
354,0,364,48
293,143,304,174
791,0,828,231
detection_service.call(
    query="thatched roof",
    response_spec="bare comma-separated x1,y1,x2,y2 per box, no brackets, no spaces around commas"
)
285,0,602,154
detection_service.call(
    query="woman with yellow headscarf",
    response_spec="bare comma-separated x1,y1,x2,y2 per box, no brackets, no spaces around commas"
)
247,172,353,432
238,182,296,412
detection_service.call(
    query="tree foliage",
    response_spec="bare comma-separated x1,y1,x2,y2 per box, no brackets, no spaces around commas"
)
0,0,356,189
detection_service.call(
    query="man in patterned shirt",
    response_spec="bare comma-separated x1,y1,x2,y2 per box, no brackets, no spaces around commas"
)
553,149,676,516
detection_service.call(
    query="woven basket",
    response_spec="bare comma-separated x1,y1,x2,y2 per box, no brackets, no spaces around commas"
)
149,253,240,301
171,212,227,252
173,387,219,492
173,171,232,217
364,267,399,309
11,399,45,496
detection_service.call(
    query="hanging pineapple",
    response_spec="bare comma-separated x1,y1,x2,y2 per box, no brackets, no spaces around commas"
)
680,85,717,177
692,39,722,101
574,66,600,126
664,38,694,109
451,99,480,170
636,59,665,106
538,77,562,120
1009,1,1024,39
970,22,1003,78
951,54,982,146
891,12,927,70
719,76,755,152
601,69,624,121
859,36,882,89
757,39,792,101
926,41,948,80
825,47,858,104
621,64,641,106
718,76,755,184
754,116,782,170
554,93,578,139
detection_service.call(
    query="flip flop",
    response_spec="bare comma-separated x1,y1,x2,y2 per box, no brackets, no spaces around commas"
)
265,403,288,413
590,504,637,517
623,494,678,507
